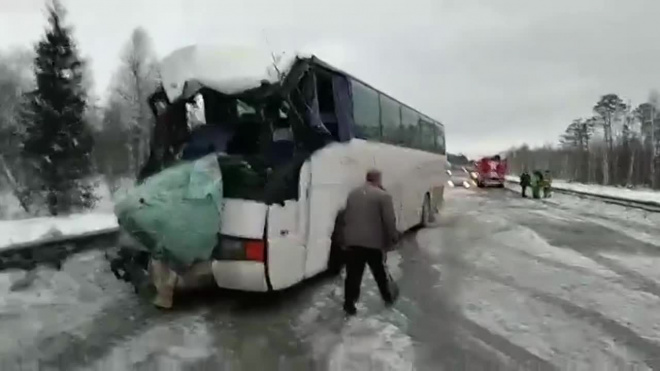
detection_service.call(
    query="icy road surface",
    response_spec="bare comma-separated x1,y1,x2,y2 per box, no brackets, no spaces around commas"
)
2,186,660,370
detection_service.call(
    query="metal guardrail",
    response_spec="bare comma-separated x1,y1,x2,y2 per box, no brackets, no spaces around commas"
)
0,227,119,271
504,179,660,213
4,177,660,271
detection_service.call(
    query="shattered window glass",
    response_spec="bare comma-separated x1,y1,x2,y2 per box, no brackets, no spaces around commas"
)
186,93,206,129
237,100,256,117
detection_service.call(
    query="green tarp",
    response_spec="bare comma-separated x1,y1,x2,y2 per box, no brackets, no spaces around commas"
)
114,154,223,269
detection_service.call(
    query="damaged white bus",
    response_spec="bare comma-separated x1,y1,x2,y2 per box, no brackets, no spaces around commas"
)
109,45,448,306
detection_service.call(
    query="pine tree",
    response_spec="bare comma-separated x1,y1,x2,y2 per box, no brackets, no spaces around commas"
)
21,1,96,215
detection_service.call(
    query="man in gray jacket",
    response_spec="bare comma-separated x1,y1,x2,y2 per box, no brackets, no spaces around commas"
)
342,169,400,315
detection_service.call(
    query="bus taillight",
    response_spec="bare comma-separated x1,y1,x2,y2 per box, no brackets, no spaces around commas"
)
218,237,266,262
245,240,265,262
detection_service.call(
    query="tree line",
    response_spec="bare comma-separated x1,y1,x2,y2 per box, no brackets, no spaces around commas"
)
0,1,158,216
506,91,660,189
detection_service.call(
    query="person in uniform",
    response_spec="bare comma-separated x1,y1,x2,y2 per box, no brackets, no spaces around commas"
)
520,170,531,197
543,170,553,198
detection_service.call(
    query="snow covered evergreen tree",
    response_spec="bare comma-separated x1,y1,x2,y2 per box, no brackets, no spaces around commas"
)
21,1,97,215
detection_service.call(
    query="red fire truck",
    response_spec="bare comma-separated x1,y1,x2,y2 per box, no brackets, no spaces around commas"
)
474,155,507,188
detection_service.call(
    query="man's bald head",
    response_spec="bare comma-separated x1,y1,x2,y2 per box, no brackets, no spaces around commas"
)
366,169,382,186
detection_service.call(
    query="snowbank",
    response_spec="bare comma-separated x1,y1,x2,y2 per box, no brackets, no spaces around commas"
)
505,175,660,205
0,177,133,250
0,213,118,250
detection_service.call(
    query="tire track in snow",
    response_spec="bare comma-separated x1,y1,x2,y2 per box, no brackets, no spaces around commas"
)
456,274,650,369
397,234,556,370
469,267,660,370
424,192,660,369
466,232,660,356
76,313,214,371
284,261,416,371
512,212,660,300
453,221,660,369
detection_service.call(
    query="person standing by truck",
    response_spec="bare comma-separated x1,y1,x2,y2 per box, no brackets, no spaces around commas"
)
543,170,553,198
520,170,531,197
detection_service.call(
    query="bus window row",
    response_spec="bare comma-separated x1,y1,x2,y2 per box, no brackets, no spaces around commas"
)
351,79,446,155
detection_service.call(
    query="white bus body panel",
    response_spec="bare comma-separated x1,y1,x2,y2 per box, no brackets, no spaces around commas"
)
210,260,268,291
210,197,309,291
211,198,268,291
303,141,377,278
374,144,447,229
220,199,267,239
266,200,306,290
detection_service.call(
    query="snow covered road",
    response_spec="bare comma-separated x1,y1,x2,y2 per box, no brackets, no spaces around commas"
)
1,186,660,369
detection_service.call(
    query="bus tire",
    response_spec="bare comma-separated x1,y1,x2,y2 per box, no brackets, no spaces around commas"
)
421,193,434,227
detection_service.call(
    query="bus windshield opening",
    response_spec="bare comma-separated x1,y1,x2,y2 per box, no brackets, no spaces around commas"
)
142,88,302,204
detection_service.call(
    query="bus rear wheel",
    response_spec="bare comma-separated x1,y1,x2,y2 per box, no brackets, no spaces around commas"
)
421,193,435,228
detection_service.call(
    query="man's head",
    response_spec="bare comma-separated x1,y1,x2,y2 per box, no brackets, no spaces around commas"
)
366,169,383,187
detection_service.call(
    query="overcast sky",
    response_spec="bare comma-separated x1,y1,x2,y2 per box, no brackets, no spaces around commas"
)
1,0,659,157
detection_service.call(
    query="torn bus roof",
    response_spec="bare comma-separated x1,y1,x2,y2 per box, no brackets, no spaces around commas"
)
158,44,445,127
159,45,308,102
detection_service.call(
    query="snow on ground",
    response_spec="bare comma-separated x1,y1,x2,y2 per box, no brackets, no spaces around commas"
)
505,175,660,204
326,316,415,371
289,249,413,371
598,253,660,287
82,314,214,371
490,224,620,279
458,275,651,369
414,191,660,368
504,181,660,251
466,218,660,349
0,251,132,364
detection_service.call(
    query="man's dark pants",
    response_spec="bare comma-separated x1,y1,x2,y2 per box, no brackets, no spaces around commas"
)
344,246,394,313
521,184,528,197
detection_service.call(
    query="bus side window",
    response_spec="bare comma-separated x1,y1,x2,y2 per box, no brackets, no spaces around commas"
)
435,124,446,155
401,107,420,148
418,120,436,151
379,94,401,144
351,79,381,141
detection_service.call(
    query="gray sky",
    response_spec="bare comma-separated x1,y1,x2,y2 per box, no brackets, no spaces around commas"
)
1,0,659,158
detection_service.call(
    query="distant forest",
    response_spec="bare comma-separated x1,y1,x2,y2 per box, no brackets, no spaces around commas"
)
505,92,660,189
